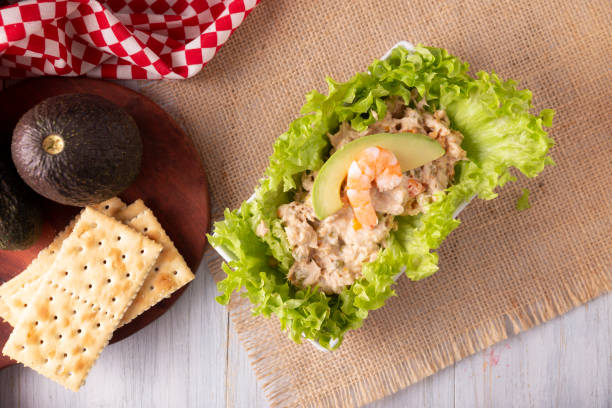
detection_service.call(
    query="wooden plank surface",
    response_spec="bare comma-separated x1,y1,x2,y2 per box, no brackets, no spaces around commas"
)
2,258,612,407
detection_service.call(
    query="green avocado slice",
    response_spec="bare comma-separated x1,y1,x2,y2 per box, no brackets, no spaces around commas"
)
312,132,445,220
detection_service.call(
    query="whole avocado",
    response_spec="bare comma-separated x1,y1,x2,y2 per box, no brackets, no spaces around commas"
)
11,94,143,207
0,149,42,250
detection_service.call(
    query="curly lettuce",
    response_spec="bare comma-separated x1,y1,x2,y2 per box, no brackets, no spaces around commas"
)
208,45,554,349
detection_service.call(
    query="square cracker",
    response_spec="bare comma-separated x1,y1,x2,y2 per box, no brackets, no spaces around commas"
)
119,208,195,326
2,207,162,391
0,198,127,327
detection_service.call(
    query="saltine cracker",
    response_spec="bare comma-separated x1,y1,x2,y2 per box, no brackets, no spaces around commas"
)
120,208,195,325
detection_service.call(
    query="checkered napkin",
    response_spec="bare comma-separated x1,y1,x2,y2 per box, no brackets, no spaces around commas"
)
0,0,259,79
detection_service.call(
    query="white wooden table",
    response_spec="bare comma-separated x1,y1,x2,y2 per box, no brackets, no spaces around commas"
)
1,257,611,408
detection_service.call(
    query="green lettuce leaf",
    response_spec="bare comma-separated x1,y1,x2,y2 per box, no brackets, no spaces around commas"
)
207,45,554,349
517,188,531,211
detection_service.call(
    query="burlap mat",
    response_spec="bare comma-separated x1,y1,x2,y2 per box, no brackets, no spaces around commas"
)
140,0,612,406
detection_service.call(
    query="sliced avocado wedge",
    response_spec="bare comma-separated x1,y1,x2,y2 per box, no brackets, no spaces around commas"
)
312,132,445,220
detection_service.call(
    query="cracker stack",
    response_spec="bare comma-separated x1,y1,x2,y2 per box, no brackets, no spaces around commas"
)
0,198,195,391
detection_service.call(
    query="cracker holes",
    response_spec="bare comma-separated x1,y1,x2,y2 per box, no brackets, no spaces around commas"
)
72,310,77,315
82,348,87,353
117,236,122,241
44,358,49,364
103,259,107,265
121,254,126,260
112,297,116,302
83,265,88,271
63,353,68,358
107,279,112,284
140,249,145,254
96,323,101,328
34,321,39,326
173,271,178,276
88,284,93,289
104,204,110,210
23,303,27,308
98,241,102,246
49,297,53,302
53,315,58,320
77,329,82,334
125,273,131,278
58,334,62,339
39,340,43,344
143,227,149,232
154,267,159,272
149,286,154,291
64,271,69,277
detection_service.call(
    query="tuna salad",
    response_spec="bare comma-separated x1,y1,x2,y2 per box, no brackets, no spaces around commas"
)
276,94,467,294
210,44,554,349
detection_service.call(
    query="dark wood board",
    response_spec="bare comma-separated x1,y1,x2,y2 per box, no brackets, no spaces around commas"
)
0,78,210,369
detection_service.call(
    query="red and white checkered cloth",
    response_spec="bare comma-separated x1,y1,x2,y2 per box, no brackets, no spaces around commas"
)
0,0,259,79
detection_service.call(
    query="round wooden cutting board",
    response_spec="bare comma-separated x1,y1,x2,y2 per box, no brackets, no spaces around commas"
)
0,78,210,369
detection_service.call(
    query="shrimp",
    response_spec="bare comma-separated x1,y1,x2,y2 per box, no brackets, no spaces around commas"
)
346,146,403,228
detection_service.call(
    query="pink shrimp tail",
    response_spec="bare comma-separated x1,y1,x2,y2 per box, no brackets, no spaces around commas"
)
345,146,403,228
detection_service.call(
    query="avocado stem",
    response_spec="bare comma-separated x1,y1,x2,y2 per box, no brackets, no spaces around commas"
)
42,134,64,155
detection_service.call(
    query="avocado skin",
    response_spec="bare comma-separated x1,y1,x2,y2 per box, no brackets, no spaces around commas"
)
11,94,143,207
0,150,42,250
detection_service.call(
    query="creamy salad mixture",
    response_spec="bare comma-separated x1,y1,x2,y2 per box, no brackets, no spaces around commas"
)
269,95,466,294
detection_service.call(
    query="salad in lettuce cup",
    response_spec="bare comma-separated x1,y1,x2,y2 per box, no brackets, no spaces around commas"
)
209,43,554,350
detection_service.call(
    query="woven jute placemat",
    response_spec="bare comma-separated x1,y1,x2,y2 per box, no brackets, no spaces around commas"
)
141,0,612,406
